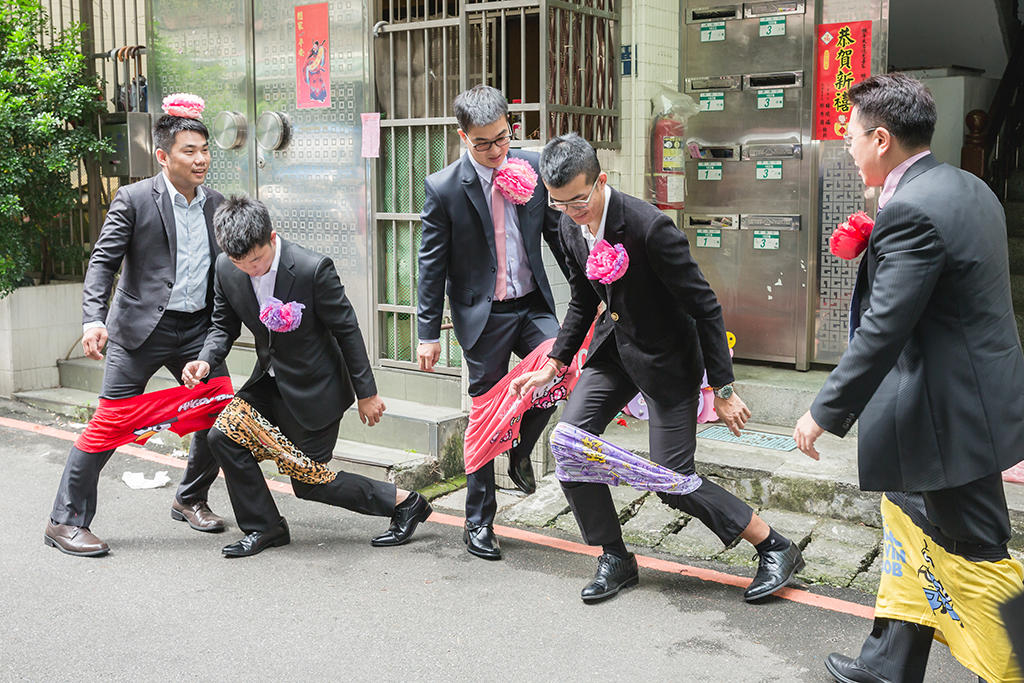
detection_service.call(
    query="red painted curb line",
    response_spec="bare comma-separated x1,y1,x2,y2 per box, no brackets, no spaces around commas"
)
3,414,873,619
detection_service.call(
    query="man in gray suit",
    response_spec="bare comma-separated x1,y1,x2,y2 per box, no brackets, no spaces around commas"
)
794,74,1024,682
417,85,569,560
44,109,228,556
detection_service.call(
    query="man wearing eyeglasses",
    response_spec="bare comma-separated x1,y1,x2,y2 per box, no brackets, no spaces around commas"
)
794,74,1024,682
512,133,803,605
417,84,570,560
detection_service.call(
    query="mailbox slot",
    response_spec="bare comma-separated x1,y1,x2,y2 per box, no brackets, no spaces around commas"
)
688,143,741,160
741,214,801,231
744,0,805,17
743,71,803,89
742,142,803,160
685,74,743,92
685,214,740,229
687,4,742,22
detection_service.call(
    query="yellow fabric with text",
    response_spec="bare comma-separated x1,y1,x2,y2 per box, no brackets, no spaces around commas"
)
874,494,1024,682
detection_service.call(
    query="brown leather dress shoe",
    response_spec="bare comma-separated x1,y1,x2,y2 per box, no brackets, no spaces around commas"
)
171,499,226,533
44,521,109,557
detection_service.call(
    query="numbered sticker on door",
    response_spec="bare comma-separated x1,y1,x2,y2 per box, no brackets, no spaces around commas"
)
753,230,780,250
699,92,725,112
759,16,786,37
696,229,722,248
697,161,723,181
755,160,783,180
756,88,785,110
700,21,726,42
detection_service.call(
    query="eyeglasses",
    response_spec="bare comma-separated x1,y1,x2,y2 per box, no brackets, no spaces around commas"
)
843,126,879,149
470,131,513,152
548,179,601,212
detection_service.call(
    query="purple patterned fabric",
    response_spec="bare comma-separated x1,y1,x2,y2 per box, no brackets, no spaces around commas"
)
550,422,702,494
259,297,305,333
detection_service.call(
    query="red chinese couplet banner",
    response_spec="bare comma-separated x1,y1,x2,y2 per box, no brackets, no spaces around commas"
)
295,2,330,109
814,21,872,141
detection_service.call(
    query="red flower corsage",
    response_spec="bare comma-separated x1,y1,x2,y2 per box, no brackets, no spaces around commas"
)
830,211,874,260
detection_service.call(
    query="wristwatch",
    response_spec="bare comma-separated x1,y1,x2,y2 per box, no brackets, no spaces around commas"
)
713,384,734,400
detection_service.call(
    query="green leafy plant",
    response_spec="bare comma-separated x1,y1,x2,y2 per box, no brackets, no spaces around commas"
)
0,0,109,297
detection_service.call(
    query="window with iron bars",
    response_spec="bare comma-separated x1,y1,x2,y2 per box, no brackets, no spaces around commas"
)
373,0,619,372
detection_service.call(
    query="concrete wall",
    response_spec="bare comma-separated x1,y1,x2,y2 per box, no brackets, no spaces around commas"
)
889,0,1011,77
0,283,84,396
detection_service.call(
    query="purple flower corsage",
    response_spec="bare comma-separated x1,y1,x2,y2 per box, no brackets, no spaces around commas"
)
585,239,629,284
259,297,305,333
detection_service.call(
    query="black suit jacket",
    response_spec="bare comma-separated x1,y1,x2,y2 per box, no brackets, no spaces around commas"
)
548,188,734,402
811,154,1024,491
417,150,569,349
82,174,223,349
198,239,376,432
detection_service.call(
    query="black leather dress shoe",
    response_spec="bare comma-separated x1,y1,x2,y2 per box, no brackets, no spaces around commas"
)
464,523,502,560
222,519,290,558
581,553,639,603
507,452,536,495
824,653,893,683
744,540,804,602
371,492,433,547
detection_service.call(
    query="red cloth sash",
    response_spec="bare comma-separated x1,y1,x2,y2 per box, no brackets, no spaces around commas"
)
74,376,235,453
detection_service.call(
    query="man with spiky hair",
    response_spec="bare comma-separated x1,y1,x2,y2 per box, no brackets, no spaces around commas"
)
44,98,229,556
416,84,570,560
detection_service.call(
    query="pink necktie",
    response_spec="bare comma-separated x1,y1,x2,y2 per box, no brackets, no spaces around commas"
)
491,169,508,301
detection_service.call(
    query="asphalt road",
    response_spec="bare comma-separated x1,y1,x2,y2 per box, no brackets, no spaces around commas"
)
0,419,973,682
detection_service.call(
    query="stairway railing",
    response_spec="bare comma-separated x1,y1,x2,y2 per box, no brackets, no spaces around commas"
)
961,24,1024,199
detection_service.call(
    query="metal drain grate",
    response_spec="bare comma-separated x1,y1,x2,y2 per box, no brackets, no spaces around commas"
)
697,425,797,452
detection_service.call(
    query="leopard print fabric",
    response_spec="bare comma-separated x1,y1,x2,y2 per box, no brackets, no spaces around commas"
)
213,397,337,485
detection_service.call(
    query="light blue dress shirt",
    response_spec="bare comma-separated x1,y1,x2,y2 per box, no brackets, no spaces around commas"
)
162,172,210,313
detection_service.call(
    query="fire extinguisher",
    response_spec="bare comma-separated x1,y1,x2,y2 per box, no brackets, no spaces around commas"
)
649,114,686,210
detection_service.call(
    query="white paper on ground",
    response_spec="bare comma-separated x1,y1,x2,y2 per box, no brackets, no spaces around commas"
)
121,471,172,489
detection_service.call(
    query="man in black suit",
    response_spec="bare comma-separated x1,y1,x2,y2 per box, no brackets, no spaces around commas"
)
44,111,228,557
513,133,804,603
794,74,1024,683
417,85,569,560
182,196,431,557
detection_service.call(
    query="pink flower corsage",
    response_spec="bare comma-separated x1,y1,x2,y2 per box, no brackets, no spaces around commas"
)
493,158,538,205
259,297,305,333
586,240,629,284
161,93,205,119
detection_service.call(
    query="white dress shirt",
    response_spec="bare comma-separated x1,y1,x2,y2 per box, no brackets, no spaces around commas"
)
250,236,283,376
579,185,613,253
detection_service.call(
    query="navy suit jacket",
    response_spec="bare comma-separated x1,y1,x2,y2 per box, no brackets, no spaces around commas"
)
416,150,569,350
811,154,1024,491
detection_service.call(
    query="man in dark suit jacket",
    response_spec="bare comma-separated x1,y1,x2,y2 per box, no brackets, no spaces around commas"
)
513,133,804,604
44,112,229,557
182,196,431,557
417,85,569,560
794,74,1024,683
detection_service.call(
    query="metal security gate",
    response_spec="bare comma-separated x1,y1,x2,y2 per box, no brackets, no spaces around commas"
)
373,0,619,372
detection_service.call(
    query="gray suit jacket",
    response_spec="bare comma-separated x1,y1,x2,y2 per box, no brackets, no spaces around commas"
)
811,154,1024,491
82,173,223,350
199,239,376,433
416,150,569,350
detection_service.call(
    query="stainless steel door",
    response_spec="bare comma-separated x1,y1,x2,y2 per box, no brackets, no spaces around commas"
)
147,0,255,198
252,0,372,339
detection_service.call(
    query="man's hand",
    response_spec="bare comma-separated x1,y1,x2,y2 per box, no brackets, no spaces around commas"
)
417,342,441,372
82,327,108,360
358,394,386,426
714,392,751,437
509,362,559,399
793,410,825,461
181,361,211,389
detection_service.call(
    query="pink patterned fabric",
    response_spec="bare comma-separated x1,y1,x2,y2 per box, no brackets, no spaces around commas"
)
161,93,205,119
493,158,538,205
464,327,595,475
586,239,629,284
